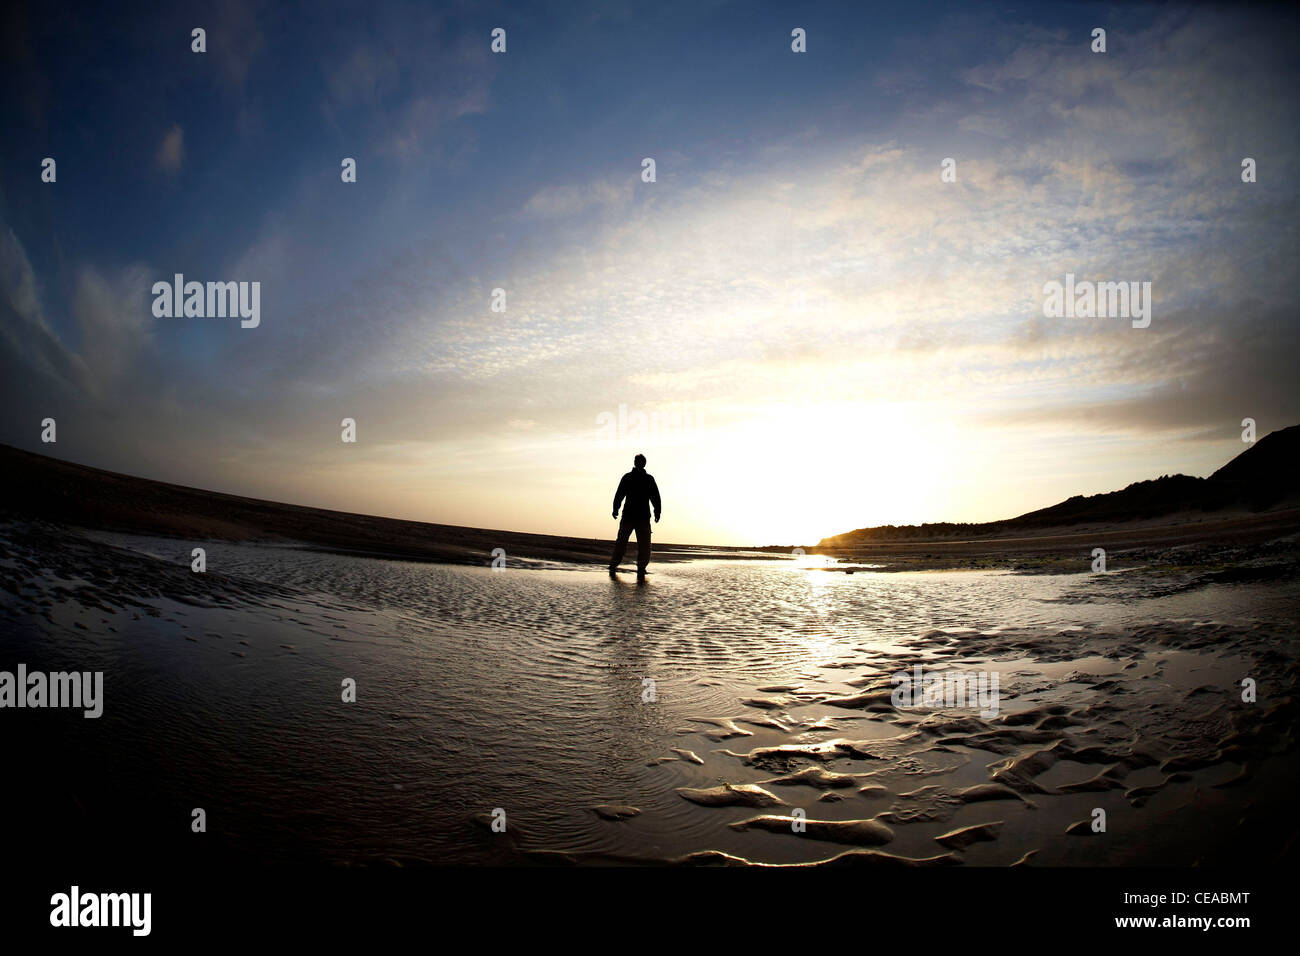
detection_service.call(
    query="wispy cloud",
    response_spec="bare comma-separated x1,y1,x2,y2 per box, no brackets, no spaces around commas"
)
522,177,635,218
155,124,184,174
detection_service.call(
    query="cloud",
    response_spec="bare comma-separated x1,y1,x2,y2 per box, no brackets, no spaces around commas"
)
209,0,265,91
0,225,90,394
0,220,160,466
521,177,635,219
318,18,495,163
69,264,156,399
327,44,400,108
387,86,489,159
98,8,1297,466
155,124,184,174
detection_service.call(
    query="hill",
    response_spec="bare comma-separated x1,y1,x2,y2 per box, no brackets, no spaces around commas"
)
0,444,659,566
818,425,1300,548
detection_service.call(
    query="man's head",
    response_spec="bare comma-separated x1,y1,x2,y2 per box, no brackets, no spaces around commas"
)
634,454,646,469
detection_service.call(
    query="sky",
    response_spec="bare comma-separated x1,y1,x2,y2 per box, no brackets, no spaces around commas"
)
1,0,1297,546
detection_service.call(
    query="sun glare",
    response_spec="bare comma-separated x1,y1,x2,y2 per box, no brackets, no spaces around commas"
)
682,403,956,543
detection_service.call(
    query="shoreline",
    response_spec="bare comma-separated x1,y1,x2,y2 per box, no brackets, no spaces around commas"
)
6,444,1300,574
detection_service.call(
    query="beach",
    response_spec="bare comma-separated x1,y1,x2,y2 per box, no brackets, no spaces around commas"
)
3,510,1297,868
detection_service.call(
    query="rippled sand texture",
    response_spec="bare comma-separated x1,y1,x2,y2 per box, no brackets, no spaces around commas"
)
2,519,1297,866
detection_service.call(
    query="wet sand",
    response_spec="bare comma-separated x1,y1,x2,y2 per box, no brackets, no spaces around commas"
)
2,515,1297,868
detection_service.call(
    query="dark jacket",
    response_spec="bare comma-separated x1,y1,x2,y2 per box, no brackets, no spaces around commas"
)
613,467,661,522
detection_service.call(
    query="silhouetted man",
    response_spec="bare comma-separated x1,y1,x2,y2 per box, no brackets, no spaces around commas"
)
609,453,661,579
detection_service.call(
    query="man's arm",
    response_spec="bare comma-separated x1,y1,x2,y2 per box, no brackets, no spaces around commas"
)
612,474,628,518
650,476,662,521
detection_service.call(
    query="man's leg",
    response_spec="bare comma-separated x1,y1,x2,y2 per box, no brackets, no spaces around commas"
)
635,519,652,575
609,520,634,571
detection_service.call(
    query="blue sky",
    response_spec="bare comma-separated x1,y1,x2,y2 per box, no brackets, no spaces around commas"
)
2,0,1298,544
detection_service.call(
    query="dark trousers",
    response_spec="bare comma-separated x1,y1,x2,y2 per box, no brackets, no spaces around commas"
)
610,517,652,572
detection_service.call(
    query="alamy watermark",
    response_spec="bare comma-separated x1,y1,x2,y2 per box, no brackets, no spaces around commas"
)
1042,273,1151,328
892,664,1000,718
50,886,150,936
0,664,103,717
596,403,697,445
152,273,260,328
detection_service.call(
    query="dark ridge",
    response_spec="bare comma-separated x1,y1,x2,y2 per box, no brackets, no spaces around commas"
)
819,425,1300,547
0,443,715,566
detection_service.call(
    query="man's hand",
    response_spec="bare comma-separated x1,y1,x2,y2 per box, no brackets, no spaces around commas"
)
612,509,619,519
654,512,661,523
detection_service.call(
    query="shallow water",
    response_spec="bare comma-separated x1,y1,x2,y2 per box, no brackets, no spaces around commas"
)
4,526,1298,866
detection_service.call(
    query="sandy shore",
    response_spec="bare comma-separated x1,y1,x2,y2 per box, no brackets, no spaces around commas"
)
496,595,1300,867
3,513,1297,868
